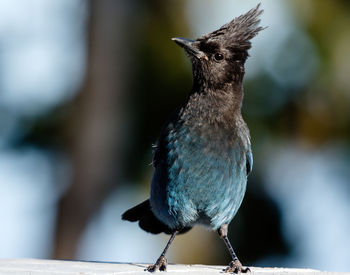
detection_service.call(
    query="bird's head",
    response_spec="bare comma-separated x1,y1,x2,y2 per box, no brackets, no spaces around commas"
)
173,4,265,91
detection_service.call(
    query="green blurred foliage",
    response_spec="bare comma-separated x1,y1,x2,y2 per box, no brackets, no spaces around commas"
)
242,1,348,145
124,0,192,180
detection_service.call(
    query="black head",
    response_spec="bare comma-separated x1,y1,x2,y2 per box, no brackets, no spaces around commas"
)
173,4,265,91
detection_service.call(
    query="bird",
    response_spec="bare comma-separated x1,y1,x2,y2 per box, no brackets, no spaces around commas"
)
122,4,264,274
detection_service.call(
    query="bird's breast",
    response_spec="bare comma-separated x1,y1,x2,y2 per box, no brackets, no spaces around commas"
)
164,122,248,229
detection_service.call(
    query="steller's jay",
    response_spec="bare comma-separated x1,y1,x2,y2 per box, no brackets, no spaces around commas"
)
122,4,265,273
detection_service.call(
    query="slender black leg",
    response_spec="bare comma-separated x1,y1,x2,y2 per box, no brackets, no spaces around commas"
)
218,224,250,274
146,231,178,272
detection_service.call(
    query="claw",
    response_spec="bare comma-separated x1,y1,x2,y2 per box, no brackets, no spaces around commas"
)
223,260,250,274
146,256,167,272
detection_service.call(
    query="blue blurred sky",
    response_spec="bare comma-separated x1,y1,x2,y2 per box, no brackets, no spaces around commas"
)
0,0,85,258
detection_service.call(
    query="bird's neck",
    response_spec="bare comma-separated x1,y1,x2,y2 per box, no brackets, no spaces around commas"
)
184,81,244,125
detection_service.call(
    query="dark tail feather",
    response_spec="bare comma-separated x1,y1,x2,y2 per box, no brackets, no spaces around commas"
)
122,199,191,235
122,200,149,222
122,199,173,234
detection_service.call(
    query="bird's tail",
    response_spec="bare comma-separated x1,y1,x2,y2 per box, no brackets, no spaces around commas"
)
122,199,174,234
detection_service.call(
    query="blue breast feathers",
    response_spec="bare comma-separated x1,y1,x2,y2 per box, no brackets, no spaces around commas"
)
150,122,250,230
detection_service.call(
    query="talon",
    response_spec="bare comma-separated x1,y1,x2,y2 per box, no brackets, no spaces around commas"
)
159,263,167,271
146,264,157,272
223,260,250,274
146,256,167,272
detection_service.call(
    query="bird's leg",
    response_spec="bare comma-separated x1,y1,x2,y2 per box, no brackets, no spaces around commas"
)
146,231,178,272
218,224,250,274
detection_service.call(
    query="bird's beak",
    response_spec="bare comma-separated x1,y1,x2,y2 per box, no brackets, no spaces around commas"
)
172,37,208,61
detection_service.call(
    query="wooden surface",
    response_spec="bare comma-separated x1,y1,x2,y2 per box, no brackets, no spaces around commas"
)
0,259,346,275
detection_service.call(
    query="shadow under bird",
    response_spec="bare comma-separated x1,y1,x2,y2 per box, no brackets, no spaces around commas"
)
122,4,265,273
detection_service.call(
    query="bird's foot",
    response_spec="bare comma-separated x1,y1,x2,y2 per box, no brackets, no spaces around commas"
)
146,256,167,272
223,260,250,274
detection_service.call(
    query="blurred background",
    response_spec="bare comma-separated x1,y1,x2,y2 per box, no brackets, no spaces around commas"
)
0,0,350,272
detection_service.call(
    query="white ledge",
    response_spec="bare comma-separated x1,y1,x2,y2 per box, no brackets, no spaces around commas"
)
0,259,344,275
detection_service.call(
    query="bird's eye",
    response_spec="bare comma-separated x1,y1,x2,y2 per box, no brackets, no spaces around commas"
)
214,53,224,62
